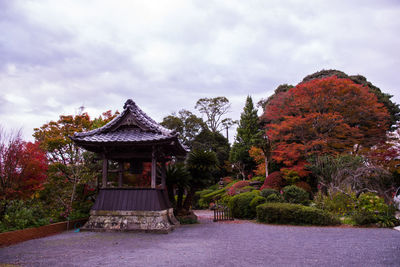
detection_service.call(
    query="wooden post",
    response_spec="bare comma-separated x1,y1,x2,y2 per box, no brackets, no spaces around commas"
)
151,146,156,188
102,155,108,188
161,161,166,189
118,161,124,187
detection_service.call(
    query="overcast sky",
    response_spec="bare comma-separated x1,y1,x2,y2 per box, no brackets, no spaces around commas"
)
1,0,399,142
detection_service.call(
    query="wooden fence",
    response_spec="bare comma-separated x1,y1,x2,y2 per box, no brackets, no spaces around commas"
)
213,202,234,222
0,218,88,247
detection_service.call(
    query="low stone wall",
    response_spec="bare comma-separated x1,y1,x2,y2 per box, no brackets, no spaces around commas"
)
82,208,179,233
0,218,88,247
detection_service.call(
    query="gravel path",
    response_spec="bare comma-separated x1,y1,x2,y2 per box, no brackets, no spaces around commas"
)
1,211,400,267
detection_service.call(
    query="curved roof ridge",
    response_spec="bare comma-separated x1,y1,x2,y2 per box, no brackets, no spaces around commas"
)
73,99,174,138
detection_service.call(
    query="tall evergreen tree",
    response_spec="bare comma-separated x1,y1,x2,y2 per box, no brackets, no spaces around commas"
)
230,96,262,178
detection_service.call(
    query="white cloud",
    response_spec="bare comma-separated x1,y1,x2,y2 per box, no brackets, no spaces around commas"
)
0,0,399,142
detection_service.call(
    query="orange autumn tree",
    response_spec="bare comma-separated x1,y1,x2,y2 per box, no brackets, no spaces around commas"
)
261,76,391,175
33,110,118,217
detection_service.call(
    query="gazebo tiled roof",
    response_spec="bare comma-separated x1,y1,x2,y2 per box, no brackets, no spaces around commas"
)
71,99,187,155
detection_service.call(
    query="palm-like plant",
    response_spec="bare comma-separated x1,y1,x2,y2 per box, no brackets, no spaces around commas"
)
166,162,190,210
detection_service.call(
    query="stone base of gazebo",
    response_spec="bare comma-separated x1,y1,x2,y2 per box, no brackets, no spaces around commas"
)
81,208,179,233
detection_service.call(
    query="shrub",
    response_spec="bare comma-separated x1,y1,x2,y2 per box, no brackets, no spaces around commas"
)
236,186,255,194
227,180,250,196
177,213,198,224
352,192,399,227
256,203,340,226
314,191,356,216
294,181,312,194
265,193,284,203
228,191,260,219
260,188,279,198
222,176,234,185
282,185,309,205
260,171,284,191
194,189,214,209
202,188,226,202
0,200,50,232
282,169,300,185
249,196,266,215
251,176,266,183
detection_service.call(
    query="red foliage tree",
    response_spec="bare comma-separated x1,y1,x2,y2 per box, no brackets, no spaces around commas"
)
262,76,390,173
0,129,47,201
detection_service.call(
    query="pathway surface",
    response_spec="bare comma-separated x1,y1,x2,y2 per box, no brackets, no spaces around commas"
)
1,210,400,267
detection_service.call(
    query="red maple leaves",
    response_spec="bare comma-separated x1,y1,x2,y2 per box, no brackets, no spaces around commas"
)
261,76,390,172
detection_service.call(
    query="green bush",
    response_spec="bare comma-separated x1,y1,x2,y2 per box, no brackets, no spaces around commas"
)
229,191,260,219
249,196,266,215
177,214,198,224
282,185,309,205
0,200,50,232
265,193,284,203
237,186,255,194
202,188,226,202
261,188,279,198
194,189,214,209
251,176,266,183
256,202,340,226
352,193,399,227
314,191,356,216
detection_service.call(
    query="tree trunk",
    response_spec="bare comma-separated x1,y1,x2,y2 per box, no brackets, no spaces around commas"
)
176,186,184,212
167,184,176,208
265,155,269,178
182,187,197,213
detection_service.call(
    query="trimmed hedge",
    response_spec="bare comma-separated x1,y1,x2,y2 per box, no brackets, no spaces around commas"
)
256,203,340,226
265,193,284,203
260,188,279,198
249,196,266,215
229,191,260,219
282,185,309,205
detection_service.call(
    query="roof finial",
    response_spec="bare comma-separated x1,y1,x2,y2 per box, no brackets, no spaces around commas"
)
124,99,136,109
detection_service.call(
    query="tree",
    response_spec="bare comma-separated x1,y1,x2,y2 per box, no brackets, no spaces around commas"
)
182,149,218,213
230,96,262,178
192,129,230,179
258,84,294,111
0,129,47,201
301,69,400,130
195,96,234,133
308,155,395,201
33,110,117,217
262,76,391,173
165,162,191,211
160,109,205,148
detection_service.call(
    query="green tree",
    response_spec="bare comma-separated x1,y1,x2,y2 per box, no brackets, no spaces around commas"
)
182,149,218,213
192,129,230,178
230,96,262,178
160,109,205,148
195,96,235,133
165,162,191,211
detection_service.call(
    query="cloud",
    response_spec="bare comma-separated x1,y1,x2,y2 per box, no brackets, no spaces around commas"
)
0,0,399,141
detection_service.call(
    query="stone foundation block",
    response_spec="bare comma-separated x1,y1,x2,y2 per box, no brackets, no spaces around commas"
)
82,208,179,233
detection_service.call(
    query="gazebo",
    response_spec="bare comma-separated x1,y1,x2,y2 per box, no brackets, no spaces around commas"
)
71,99,187,233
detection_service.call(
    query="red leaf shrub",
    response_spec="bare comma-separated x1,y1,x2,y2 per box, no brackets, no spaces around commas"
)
227,180,250,196
222,176,233,184
260,171,284,191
